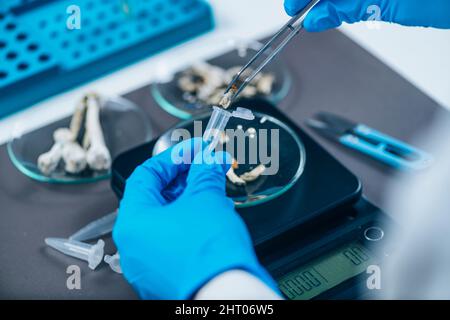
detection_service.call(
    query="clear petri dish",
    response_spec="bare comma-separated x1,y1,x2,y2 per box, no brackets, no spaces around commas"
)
153,110,306,208
7,96,152,184
151,40,292,119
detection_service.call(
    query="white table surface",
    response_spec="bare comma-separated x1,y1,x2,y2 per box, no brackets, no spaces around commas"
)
0,0,449,145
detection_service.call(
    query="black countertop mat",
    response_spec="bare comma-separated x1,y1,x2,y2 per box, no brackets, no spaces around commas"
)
0,29,448,299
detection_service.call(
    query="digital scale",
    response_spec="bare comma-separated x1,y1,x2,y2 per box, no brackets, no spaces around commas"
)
111,99,394,300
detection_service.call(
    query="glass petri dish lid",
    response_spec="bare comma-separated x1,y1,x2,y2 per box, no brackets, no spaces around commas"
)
7,96,152,184
151,40,292,119
153,110,306,208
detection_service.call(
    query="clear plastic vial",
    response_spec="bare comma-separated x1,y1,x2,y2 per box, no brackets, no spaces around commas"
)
203,106,254,152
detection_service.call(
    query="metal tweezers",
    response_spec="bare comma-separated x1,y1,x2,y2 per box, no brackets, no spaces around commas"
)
223,0,321,105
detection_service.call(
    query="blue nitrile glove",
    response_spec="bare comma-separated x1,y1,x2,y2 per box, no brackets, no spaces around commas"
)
284,0,450,32
113,138,278,299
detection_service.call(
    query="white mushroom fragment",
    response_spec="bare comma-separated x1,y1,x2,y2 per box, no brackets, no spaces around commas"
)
227,169,246,186
193,63,225,101
178,75,199,93
240,164,266,182
37,93,113,176
209,90,225,107
177,62,276,107
224,66,242,83
227,159,246,186
69,101,88,140
37,128,82,176
84,95,112,171
256,74,275,95
219,89,235,109
226,159,266,186
62,142,88,174
178,62,225,102
56,128,88,174
37,142,64,176
37,103,88,176
241,85,258,98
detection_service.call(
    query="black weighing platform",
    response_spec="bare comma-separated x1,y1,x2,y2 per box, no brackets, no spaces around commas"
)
111,100,392,300
111,99,363,247
0,29,448,299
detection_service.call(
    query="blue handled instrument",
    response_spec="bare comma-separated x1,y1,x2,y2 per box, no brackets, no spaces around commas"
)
306,112,433,171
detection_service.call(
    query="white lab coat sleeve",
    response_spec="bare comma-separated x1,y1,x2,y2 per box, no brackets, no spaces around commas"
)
195,270,283,300
383,115,450,299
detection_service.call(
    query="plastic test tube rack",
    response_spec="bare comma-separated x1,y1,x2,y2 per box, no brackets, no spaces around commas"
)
0,0,214,118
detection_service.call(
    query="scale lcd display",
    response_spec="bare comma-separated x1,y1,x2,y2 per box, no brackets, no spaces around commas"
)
278,241,376,300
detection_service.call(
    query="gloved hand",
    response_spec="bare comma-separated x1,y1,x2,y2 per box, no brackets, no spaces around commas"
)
284,0,450,32
113,138,277,299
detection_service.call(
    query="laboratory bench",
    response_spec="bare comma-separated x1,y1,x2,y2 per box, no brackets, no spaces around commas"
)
0,29,448,299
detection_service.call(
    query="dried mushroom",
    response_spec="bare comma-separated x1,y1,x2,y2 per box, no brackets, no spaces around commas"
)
177,62,275,107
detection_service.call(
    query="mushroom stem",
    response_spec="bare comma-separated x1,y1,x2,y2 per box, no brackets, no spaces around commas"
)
37,143,64,176
56,128,87,174
38,127,87,175
84,95,111,171
240,164,266,182
69,100,88,143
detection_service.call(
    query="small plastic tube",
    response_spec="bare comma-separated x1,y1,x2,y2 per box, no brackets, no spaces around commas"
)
203,106,255,152
69,210,118,242
104,252,122,274
203,107,232,152
45,238,105,270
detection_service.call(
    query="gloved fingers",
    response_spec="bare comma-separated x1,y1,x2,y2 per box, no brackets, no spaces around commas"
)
125,138,204,206
284,0,314,16
303,0,345,32
185,149,232,196
284,0,341,32
284,0,378,32
304,0,375,31
161,171,188,203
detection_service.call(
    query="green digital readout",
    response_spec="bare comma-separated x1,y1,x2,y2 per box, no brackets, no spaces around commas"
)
278,242,376,300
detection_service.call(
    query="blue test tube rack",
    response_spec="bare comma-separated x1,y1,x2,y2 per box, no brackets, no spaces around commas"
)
0,0,214,118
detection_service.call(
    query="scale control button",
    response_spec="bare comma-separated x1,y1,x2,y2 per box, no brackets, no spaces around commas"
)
364,226,384,242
